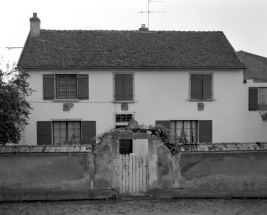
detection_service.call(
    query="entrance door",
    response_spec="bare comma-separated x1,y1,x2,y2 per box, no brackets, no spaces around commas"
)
119,153,149,194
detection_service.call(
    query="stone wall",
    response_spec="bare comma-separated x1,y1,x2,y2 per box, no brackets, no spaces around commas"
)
0,145,115,201
149,144,267,198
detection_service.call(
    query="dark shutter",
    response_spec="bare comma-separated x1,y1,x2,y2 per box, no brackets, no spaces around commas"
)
199,120,212,143
203,74,212,99
43,74,54,100
124,74,133,101
115,74,133,101
191,74,202,99
155,120,170,130
115,74,124,101
82,121,96,145
249,87,258,111
78,74,89,99
37,121,52,145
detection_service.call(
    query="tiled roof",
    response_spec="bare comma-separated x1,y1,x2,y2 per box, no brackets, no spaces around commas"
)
18,30,245,69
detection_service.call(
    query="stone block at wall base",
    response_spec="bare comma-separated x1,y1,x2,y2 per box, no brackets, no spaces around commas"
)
149,188,267,199
0,189,117,202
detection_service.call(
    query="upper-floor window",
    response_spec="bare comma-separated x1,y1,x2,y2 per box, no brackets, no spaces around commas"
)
43,74,89,100
249,87,267,110
190,74,213,100
114,74,134,102
57,75,77,99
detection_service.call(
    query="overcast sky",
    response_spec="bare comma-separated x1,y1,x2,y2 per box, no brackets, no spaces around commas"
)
0,0,266,70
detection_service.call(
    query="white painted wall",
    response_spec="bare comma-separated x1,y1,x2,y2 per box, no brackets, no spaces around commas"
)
22,69,267,145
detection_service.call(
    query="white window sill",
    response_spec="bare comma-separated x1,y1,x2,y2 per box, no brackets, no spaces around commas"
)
113,101,136,104
188,99,214,102
53,99,80,103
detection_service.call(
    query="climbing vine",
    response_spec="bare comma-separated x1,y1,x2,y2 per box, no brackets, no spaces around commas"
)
93,124,181,155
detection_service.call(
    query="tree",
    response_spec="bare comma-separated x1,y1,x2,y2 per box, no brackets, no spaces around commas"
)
0,68,33,145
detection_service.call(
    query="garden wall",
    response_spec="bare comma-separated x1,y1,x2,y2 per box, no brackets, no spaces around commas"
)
149,143,267,198
0,145,115,201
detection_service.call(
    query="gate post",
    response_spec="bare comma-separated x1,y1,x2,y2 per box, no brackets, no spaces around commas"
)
148,139,162,189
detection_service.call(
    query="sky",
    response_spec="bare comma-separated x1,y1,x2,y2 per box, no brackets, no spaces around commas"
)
0,0,266,71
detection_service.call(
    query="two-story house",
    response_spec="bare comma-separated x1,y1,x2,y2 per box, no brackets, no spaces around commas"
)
18,13,265,149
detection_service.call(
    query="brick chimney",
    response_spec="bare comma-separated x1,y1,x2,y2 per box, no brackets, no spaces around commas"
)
139,24,149,31
29,13,41,36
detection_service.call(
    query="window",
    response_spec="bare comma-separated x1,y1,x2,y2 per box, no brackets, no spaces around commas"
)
170,121,198,144
43,74,89,100
119,139,133,154
56,75,77,99
53,121,81,145
115,113,133,128
37,121,96,145
249,87,267,110
114,74,134,102
156,120,212,143
190,74,213,100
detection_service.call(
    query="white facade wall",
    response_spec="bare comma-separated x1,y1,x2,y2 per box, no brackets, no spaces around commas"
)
22,69,267,145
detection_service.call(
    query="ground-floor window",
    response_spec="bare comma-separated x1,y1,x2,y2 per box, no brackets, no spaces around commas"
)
53,121,81,145
115,113,134,128
170,120,198,144
37,121,96,145
119,139,133,154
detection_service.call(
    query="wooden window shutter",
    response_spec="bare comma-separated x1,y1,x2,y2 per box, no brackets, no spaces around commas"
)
124,74,133,101
191,74,202,99
199,120,212,143
37,121,52,145
115,74,125,101
78,74,89,99
43,74,54,100
155,120,170,130
249,87,258,111
82,121,96,145
203,74,212,99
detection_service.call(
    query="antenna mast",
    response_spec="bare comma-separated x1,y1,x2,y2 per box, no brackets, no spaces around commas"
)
138,0,166,29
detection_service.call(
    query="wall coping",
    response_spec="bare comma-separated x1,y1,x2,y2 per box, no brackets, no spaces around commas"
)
169,142,267,153
0,145,91,154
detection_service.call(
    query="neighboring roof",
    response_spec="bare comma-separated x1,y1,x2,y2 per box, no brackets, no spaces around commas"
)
236,50,267,80
18,30,245,69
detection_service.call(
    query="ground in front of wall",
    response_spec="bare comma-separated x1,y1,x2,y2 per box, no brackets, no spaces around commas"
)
0,199,267,215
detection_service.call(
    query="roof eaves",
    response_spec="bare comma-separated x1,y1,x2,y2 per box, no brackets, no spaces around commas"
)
17,31,30,69
19,66,246,70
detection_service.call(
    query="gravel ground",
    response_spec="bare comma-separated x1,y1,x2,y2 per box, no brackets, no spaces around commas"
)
1,199,267,215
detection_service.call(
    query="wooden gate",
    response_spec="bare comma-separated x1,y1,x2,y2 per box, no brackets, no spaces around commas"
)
119,153,149,194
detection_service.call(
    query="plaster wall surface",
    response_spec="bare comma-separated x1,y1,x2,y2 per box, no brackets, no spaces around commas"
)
154,145,267,197
0,153,91,190
24,69,266,145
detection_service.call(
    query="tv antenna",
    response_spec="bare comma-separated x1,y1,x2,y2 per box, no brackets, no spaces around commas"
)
137,0,166,30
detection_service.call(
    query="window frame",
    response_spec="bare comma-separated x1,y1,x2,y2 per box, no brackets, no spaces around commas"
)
170,120,198,144
258,87,267,110
114,112,135,128
56,74,77,99
113,72,135,103
53,121,81,145
189,72,214,101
